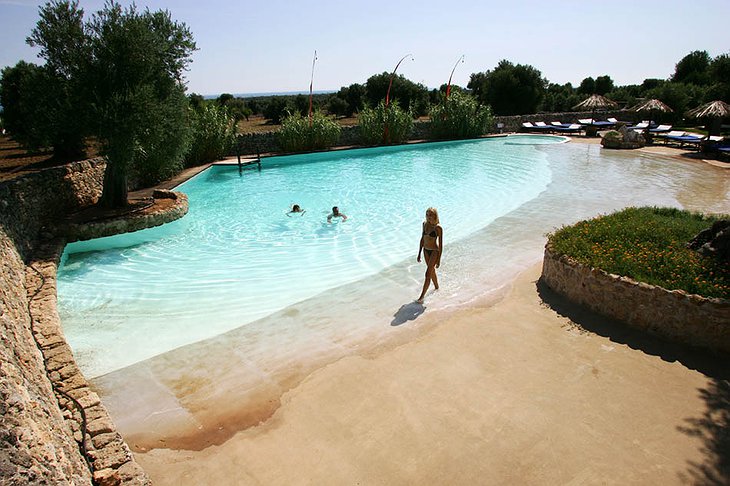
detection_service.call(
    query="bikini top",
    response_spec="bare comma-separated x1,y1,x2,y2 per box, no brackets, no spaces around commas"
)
423,224,437,237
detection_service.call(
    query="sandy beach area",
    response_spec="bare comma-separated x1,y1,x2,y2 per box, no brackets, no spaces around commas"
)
98,139,729,485
132,261,728,485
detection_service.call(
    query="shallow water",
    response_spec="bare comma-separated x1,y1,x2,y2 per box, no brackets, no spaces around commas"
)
58,136,559,377
58,137,730,381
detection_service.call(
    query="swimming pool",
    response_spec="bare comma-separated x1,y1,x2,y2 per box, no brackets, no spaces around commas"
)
58,135,566,377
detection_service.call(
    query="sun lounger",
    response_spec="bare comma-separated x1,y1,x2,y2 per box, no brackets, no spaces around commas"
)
663,132,704,149
533,122,554,132
629,122,649,131
553,124,582,134
550,121,573,128
521,122,535,132
649,124,672,133
591,120,615,128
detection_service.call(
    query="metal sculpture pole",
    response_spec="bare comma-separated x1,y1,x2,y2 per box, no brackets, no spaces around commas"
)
385,54,414,108
308,50,317,126
384,54,414,143
446,55,464,99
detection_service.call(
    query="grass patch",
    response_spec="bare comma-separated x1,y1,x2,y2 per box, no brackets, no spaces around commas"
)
548,207,729,299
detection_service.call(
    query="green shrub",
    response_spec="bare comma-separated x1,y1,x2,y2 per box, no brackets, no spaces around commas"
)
548,207,729,299
428,91,493,140
358,100,413,145
263,97,290,124
132,84,192,186
277,111,341,153
185,103,235,166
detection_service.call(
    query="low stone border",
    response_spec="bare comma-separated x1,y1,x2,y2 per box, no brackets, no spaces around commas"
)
26,240,151,486
541,244,730,353
61,190,188,242
21,192,189,485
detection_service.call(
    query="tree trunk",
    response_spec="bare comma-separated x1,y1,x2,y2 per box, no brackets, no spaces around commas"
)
99,142,132,209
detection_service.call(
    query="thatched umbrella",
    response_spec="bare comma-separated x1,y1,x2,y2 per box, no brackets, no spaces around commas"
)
687,100,730,118
630,98,673,126
573,94,618,135
686,100,730,135
573,94,618,118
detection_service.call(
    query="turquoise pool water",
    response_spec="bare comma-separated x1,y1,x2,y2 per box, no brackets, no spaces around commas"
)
58,135,564,377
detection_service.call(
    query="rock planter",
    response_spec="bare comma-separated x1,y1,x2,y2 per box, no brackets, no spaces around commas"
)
601,126,646,149
541,243,730,353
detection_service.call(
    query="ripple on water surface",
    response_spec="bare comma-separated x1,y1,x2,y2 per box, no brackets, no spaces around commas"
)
58,137,556,377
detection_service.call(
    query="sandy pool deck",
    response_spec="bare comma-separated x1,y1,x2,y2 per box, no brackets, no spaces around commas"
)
133,261,729,485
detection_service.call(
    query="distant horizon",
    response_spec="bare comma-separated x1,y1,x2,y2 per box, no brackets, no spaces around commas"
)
201,89,337,100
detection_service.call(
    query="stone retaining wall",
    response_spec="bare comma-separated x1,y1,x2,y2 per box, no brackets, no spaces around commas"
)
0,159,156,485
233,110,635,156
541,244,730,353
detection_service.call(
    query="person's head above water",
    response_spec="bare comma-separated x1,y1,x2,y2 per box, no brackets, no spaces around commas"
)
332,206,340,215
292,204,301,212
425,207,439,225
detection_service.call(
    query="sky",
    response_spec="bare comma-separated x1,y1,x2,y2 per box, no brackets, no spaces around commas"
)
1,0,729,97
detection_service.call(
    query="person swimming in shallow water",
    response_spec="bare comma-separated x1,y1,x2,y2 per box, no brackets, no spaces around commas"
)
327,206,347,223
287,204,305,216
416,207,442,304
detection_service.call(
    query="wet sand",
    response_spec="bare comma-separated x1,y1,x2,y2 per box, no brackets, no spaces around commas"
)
132,264,729,485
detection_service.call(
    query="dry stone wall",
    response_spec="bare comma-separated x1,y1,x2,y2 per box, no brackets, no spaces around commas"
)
541,244,730,353
0,159,154,485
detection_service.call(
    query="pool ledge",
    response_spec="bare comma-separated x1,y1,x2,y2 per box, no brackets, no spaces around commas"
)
59,190,189,243
540,244,730,354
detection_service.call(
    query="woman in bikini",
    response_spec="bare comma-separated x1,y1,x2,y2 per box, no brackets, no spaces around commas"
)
416,207,442,304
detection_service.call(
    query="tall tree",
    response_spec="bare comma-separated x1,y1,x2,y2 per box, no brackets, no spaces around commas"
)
707,53,730,101
0,61,55,150
18,0,88,158
84,2,196,207
364,73,429,116
672,50,711,85
594,75,614,95
577,77,596,95
468,60,546,116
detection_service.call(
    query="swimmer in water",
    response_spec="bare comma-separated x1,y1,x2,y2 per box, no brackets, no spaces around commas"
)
287,204,305,216
327,206,347,223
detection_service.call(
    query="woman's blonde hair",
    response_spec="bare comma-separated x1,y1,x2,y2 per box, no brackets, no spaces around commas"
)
425,207,439,224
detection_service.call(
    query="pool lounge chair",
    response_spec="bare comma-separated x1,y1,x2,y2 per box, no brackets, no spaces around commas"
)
533,121,554,132
649,124,672,133
591,119,615,128
663,132,704,149
630,122,649,131
553,124,582,135
657,130,685,140
550,121,573,129
521,122,536,132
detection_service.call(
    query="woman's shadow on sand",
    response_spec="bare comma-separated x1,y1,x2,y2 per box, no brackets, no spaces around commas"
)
391,302,425,326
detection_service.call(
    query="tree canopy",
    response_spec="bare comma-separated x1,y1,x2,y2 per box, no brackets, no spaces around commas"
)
467,60,546,116
21,0,197,207
364,73,430,116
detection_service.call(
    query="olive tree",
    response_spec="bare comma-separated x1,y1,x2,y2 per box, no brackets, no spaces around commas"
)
84,2,196,207
24,0,196,207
